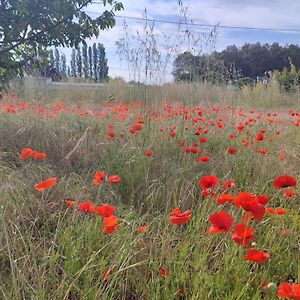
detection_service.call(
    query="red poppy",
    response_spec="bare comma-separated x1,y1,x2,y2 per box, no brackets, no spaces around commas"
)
145,150,154,157
265,207,286,215
256,148,268,154
137,224,149,234
222,179,236,190
159,268,169,277
79,201,95,213
66,200,75,207
199,175,219,189
197,156,210,163
108,175,121,184
216,193,234,205
232,224,255,247
95,204,116,217
284,189,297,199
92,171,105,185
227,147,237,155
235,192,266,221
102,215,119,234
244,249,270,264
19,148,34,160
273,175,297,190
208,211,234,233
107,131,116,138
278,282,300,299
34,177,57,191
33,151,47,160
255,132,265,142
168,208,192,225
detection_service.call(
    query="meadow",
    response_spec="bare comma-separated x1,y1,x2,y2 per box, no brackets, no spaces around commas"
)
0,82,299,300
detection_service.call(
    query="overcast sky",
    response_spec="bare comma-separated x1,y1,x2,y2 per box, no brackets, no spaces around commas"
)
65,0,300,82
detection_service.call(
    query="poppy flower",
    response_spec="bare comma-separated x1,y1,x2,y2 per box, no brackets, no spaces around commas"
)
216,193,234,205
244,249,270,264
102,215,119,234
168,208,192,225
137,224,149,234
265,208,286,215
79,201,95,213
197,156,210,163
107,131,116,138
66,200,75,207
227,147,237,155
199,175,219,190
273,175,297,190
95,204,116,217
19,148,34,160
34,177,57,191
278,282,300,299
32,151,47,160
222,179,236,190
208,211,234,233
232,224,255,247
92,171,105,185
284,189,297,199
145,150,154,157
108,175,121,184
159,268,169,277
235,192,266,221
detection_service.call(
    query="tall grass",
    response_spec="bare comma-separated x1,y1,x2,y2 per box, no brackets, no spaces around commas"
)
0,84,299,299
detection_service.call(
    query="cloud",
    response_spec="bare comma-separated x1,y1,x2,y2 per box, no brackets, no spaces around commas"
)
59,0,300,82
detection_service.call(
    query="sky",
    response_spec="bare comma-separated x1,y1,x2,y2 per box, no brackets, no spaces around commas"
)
62,0,300,82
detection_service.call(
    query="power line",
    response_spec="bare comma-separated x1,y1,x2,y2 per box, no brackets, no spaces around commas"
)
85,10,300,34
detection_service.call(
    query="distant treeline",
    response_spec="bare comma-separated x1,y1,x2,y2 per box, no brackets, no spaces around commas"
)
46,43,108,82
173,43,300,83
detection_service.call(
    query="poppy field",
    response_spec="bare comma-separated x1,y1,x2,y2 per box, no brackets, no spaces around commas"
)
0,92,299,299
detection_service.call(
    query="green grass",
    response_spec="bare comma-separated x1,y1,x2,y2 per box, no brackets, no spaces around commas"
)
0,89,299,299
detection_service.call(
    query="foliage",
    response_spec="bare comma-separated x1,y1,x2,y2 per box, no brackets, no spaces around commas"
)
274,63,300,93
0,0,124,94
173,43,300,83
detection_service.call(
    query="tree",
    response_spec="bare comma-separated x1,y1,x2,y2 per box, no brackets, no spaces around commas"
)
97,43,109,81
82,43,89,79
76,48,82,78
92,43,98,82
61,54,67,78
54,48,60,76
0,0,124,93
71,49,76,77
88,46,93,79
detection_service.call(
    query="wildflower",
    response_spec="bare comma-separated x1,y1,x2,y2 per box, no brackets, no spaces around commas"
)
197,156,210,163
232,224,255,247
199,175,219,190
227,147,237,155
222,179,236,190
34,177,57,191
92,171,105,185
244,249,270,264
168,208,192,225
137,225,149,234
19,148,34,160
159,268,169,277
216,194,234,205
273,175,297,190
66,200,75,207
208,211,234,233
284,189,297,199
108,175,121,184
79,201,95,213
145,150,154,157
278,282,300,299
95,204,116,217
235,192,266,221
102,215,119,234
